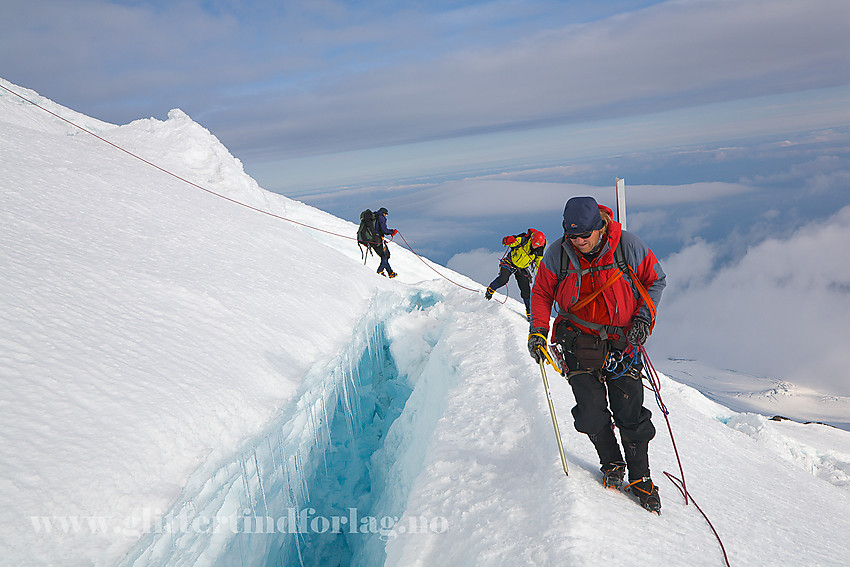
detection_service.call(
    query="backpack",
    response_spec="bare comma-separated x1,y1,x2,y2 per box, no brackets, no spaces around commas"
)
357,209,378,262
357,209,376,244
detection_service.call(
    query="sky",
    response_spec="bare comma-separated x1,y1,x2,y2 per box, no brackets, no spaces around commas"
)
2,0,850,390
2,0,848,260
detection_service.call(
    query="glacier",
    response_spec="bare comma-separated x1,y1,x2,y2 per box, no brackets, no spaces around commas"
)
2,78,850,567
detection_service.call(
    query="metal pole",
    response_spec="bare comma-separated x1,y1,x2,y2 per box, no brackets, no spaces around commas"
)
538,354,569,476
615,177,627,231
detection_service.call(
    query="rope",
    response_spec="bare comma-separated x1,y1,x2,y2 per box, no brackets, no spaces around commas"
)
1,82,485,296
395,232,480,293
1,83,358,241
569,269,623,313
627,264,657,333
641,345,669,416
486,254,512,304
603,345,639,378
664,472,730,567
640,345,731,567
483,283,509,304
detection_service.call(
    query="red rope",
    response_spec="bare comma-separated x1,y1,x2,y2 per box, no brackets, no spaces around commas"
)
664,472,730,567
394,232,480,293
640,345,731,567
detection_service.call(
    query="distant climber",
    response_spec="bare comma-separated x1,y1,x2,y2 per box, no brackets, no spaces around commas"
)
527,196,666,513
358,207,398,278
484,228,546,320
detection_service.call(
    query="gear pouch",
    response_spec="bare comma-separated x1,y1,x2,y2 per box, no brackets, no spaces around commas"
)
572,334,609,370
555,322,609,371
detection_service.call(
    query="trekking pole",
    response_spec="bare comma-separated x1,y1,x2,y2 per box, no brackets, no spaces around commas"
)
536,345,569,476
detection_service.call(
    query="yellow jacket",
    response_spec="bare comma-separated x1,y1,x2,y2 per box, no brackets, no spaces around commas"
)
503,233,543,270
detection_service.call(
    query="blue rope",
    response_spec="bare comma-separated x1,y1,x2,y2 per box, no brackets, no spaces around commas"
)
607,346,669,415
604,346,640,379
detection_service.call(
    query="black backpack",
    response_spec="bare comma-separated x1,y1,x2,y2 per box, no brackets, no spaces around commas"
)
357,209,378,261
357,209,377,243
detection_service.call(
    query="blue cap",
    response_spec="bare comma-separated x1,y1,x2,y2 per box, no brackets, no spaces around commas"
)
562,196,604,234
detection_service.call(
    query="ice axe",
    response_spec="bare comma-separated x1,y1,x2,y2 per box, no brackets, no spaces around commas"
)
535,343,569,477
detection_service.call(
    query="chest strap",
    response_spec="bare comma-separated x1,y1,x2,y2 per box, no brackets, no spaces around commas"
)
567,269,623,313
561,263,616,277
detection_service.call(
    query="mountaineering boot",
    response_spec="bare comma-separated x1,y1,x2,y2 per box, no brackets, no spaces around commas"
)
600,461,626,490
526,311,532,322
377,268,386,277
388,271,398,278
484,287,494,300
626,477,661,513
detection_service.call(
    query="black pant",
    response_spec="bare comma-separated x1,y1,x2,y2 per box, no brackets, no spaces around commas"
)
568,371,656,479
488,264,532,312
370,241,392,274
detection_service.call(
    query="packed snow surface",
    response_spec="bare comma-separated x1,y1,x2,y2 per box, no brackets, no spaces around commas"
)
2,78,849,566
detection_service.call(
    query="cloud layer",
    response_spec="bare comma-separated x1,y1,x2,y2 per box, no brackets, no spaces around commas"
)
653,204,850,395
2,0,848,162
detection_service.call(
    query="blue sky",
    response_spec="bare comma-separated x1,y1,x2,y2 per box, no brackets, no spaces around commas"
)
3,0,850,391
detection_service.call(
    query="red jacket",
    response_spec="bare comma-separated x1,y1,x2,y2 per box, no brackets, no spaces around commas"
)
530,205,665,345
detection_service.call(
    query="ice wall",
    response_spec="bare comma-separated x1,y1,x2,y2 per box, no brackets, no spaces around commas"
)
118,290,446,567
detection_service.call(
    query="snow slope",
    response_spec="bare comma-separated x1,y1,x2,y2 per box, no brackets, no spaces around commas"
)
2,78,849,566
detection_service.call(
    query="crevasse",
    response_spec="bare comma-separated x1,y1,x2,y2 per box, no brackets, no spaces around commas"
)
119,290,443,567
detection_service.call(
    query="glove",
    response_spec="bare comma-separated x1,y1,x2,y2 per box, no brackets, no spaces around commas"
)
626,317,650,346
503,235,517,246
528,329,548,362
391,229,398,236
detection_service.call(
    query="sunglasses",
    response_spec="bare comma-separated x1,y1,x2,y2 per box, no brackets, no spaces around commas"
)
567,230,594,240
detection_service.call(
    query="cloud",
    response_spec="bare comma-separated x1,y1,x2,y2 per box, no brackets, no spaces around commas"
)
446,246,535,308
8,0,847,159
656,239,718,302
446,248,504,289
408,181,600,217
652,204,850,395
392,178,752,218
743,155,850,196
219,0,850,157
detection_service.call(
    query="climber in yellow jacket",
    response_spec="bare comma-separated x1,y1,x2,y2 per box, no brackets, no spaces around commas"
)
484,228,547,320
